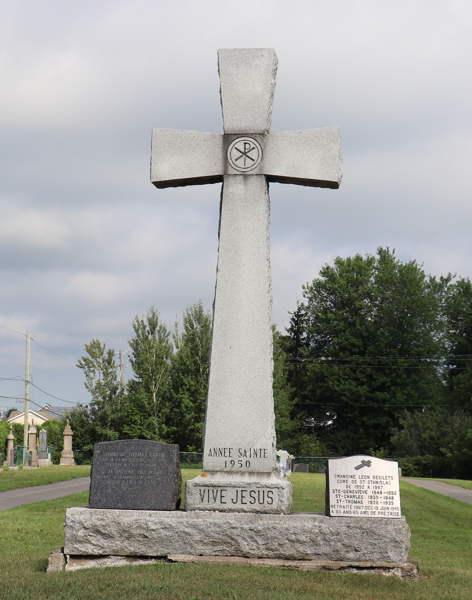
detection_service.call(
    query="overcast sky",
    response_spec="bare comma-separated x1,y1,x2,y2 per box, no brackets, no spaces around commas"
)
1,1,471,415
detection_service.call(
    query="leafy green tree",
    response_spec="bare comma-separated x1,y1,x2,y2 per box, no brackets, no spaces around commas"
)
445,277,472,412
0,421,9,460
167,302,212,451
391,408,472,478
37,420,64,450
77,339,123,442
126,307,173,441
391,408,450,457
288,248,446,455
12,423,24,446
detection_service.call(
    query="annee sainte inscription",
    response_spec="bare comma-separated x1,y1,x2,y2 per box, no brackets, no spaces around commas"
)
206,446,269,469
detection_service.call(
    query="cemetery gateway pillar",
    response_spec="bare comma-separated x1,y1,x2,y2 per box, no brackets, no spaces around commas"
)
151,49,342,513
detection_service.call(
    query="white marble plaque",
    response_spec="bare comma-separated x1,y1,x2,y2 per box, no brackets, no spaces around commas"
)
326,455,401,518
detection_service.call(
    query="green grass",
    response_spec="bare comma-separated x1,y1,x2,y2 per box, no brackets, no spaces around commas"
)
0,465,91,492
0,470,471,599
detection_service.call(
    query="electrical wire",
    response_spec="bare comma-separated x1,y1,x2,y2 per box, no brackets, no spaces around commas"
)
31,338,77,363
0,324,25,336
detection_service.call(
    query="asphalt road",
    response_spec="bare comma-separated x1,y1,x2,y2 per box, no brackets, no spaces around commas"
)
402,478,472,504
0,477,90,510
1,476,471,511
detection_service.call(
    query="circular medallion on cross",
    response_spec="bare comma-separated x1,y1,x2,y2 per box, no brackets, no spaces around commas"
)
227,137,262,172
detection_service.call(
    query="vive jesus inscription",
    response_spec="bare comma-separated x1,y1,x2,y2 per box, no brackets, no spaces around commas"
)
326,455,401,519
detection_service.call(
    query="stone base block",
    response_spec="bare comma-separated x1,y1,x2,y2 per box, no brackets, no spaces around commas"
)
169,555,418,579
64,507,410,563
185,472,292,514
48,547,417,579
38,458,53,467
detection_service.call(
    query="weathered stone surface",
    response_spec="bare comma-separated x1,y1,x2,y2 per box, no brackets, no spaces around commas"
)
48,549,418,578
218,48,277,135
59,424,75,466
150,49,341,513
47,548,66,573
326,455,401,518
151,129,224,188
264,128,342,188
89,440,180,511
185,472,291,513
66,555,163,571
64,507,410,563
202,176,276,474
168,555,419,579
39,429,48,459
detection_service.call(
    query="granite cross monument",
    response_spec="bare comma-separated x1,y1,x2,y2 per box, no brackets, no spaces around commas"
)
151,48,342,513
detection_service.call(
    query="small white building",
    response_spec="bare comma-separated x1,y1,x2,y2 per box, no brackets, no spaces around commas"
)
7,410,52,426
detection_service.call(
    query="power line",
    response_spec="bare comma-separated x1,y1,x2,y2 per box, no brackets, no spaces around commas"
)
27,398,71,419
31,338,77,363
296,402,451,407
0,376,79,405
25,380,78,404
0,323,26,336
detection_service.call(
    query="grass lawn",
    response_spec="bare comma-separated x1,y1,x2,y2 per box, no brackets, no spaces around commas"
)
0,465,91,492
0,469,471,599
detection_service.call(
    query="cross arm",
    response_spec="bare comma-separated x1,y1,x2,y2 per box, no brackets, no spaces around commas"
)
263,127,342,189
151,129,224,188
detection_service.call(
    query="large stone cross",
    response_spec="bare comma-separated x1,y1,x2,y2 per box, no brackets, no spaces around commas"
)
151,49,342,513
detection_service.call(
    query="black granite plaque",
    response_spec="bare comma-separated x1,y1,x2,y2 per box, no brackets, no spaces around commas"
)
89,440,181,510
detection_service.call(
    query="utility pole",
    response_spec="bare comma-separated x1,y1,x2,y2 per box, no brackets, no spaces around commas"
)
23,330,32,458
119,350,125,388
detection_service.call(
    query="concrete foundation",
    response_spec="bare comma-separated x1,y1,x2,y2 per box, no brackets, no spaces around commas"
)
48,548,418,578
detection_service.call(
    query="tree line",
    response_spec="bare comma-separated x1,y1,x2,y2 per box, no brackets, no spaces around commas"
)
65,248,471,478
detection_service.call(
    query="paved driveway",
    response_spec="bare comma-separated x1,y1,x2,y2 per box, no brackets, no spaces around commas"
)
403,478,472,504
0,477,90,510
1,476,471,511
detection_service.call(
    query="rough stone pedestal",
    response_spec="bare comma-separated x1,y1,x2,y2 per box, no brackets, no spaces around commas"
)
64,507,410,563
